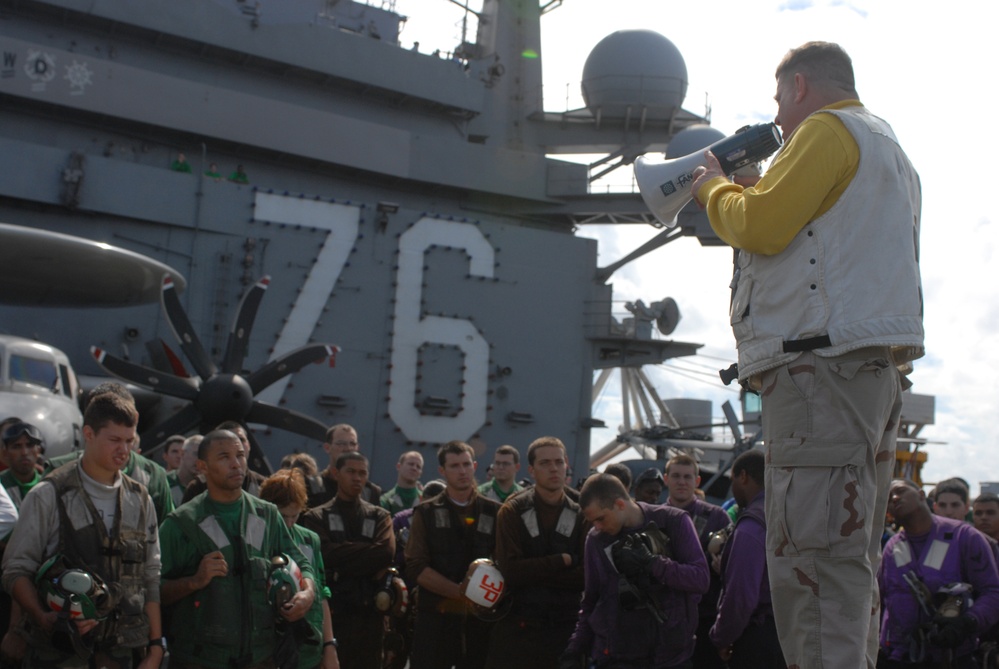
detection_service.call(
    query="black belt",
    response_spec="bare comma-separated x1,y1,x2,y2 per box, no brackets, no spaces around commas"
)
782,334,831,353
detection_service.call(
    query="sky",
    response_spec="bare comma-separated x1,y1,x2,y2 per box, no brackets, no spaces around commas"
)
396,0,999,492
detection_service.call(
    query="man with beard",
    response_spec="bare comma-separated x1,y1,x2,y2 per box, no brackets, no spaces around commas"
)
485,437,586,669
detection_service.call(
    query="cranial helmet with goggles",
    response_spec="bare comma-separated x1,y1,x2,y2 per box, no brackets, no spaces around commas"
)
36,554,111,620
1,421,44,447
267,554,303,609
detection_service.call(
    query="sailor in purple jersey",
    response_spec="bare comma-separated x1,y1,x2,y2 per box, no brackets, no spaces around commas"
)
664,453,732,669
563,474,708,669
879,479,999,668
709,451,784,669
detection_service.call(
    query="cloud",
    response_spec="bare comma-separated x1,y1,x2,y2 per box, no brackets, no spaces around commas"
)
778,0,817,11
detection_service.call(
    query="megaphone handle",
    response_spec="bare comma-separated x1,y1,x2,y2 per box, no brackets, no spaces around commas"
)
709,123,782,174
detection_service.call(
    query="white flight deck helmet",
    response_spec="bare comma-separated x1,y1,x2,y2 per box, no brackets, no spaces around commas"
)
459,558,506,610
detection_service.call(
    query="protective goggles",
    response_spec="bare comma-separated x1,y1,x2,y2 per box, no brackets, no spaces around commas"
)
2,421,43,446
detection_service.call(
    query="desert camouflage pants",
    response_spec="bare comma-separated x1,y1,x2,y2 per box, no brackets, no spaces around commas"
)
759,347,903,669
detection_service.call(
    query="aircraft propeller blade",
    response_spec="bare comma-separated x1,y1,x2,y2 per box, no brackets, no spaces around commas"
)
246,402,327,442
222,275,271,374
242,428,274,476
721,400,744,443
245,344,338,395
140,404,202,447
159,339,191,378
160,275,218,380
93,275,339,476
144,338,175,375
91,347,199,401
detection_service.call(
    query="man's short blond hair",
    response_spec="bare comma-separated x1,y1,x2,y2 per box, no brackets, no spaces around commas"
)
526,437,565,466
398,450,423,464
324,423,356,443
494,444,520,465
776,41,857,96
665,452,699,476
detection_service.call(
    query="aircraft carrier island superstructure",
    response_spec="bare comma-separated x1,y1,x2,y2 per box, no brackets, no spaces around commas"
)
0,0,717,481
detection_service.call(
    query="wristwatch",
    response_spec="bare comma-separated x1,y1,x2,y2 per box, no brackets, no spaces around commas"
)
323,638,338,649
148,637,168,651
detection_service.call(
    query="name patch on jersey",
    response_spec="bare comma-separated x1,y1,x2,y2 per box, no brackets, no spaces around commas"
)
199,515,231,550
891,540,912,568
246,513,266,552
521,509,539,538
924,539,950,571
555,508,577,538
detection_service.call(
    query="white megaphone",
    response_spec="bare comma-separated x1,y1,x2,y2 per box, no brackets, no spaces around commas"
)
635,123,783,227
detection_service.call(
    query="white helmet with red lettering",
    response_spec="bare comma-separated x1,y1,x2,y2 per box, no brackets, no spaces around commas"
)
459,558,505,610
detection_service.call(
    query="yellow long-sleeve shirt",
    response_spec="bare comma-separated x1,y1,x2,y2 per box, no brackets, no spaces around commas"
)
696,99,862,255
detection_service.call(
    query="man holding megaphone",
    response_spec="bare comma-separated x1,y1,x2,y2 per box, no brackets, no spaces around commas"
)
688,42,924,669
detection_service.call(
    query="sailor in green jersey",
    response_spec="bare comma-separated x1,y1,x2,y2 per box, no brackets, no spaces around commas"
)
260,469,340,669
0,421,44,509
170,152,192,173
159,430,317,669
380,451,424,515
166,435,202,509
477,445,523,504
0,421,38,658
